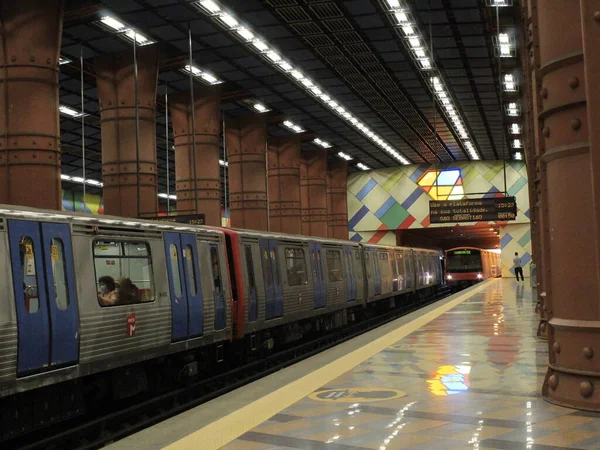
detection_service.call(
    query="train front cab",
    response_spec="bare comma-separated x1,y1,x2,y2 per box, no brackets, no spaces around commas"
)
445,247,493,288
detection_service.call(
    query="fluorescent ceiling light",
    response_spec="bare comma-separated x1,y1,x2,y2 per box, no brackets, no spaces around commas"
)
282,120,305,134
59,104,86,118
182,64,223,85
59,57,71,65
158,193,177,200
510,123,521,134
313,138,332,149
500,45,511,57
100,16,126,31
513,139,522,149
123,29,153,46
498,33,510,44
196,1,411,166
402,25,415,35
357,162,370,171
514,151,523,160
386,0,401,8
252,102,270,113
99,15,154,47
197,0,221,14
219,159,229,166
394,11,409,24
337,151,353,161
489,0,509,6
507,102,520,116
504,74,517,91
236,27,254,41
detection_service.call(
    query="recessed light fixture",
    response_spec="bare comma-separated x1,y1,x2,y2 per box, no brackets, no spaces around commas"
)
252,102,270,113
194,1,411,165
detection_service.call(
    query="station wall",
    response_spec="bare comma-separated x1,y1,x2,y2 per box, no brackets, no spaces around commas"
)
347,161,531,277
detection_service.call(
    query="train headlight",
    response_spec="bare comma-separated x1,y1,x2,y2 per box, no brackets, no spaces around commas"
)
477,273,483,279
447,275,453,280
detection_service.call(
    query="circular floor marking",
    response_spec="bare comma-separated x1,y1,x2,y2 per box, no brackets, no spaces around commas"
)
308,387,406,403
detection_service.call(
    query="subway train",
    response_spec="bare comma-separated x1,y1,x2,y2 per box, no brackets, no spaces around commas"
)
445,247,501,287
0,205,443,439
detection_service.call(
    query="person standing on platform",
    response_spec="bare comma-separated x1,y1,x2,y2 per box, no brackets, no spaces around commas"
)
513,252,524,282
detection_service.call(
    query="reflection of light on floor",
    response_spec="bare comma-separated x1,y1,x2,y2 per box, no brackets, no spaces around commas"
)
379,402,417,450
468,411,484,449
426,364,471,396
326,404,361,443
526,401,534,449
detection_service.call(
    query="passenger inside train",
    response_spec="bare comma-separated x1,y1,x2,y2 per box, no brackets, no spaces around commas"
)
98,275,119,306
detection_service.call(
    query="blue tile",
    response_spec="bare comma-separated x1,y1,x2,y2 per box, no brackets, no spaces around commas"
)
402,187,424,210
350,233,363,242
508,176,528,197
501,233,513,249
348,206,369,231
356,178,377,201
375,197,396,219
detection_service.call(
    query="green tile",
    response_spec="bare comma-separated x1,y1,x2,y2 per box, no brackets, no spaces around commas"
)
381,203,410,230
484,164,503,182
382,170,404,192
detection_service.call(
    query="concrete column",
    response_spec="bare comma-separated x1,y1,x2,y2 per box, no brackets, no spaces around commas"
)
169,87,221,226
534,0,600,410
0,0,63,209
226,115,268,231
268,135,301,234
327,159,348,240
95,45,159,218
301,150,328,238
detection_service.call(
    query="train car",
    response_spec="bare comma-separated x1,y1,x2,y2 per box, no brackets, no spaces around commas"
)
0,204,446,441
445,247,500,287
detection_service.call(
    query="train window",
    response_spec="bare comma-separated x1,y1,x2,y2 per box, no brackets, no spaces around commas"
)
184,245,198,296
245,246,256,290
169,244,183,298
93,240,155,306
50,238,70,310
19,237,39,313
365,252,372,278
210,246,222,294
326,250,343,282
285,248,307,286
262,248,272,287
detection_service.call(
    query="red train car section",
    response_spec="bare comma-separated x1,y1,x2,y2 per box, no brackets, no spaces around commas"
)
445,247,500,287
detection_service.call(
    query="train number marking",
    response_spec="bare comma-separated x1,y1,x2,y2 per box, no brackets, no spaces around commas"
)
127,313,136,337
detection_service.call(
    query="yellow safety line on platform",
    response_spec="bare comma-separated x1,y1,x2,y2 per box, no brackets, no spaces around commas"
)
165,280,496,450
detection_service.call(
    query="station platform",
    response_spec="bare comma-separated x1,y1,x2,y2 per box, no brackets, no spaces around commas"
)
109,280,600,450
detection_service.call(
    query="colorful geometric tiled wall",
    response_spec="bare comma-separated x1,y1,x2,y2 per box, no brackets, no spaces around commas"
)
500,223,532,278
348,161,530,244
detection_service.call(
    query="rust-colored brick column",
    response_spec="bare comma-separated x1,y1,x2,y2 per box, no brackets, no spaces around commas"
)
96,45,159,217
226,115,268,231
0,0,63,209
268,135,301,234
328,159,348,240
301,150,328,238
300,157,309,236
534,0,600,410
169,87,221,225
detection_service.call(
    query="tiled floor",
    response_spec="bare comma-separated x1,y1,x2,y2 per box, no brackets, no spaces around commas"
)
222,280,600,450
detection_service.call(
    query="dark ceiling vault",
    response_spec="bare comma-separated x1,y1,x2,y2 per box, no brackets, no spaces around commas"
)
57,0,520,201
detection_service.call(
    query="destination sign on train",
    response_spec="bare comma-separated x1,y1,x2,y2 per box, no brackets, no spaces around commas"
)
429,197,517,223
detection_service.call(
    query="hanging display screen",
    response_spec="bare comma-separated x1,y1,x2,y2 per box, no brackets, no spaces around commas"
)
429,197,517,223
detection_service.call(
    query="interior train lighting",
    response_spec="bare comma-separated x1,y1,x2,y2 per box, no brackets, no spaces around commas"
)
98,15,155,47
312,138,332,149
506,102,520,116
356,162,370,171
59,105,87,118
195,1,411,166
181,64,223,86
282,120,305,134
337,152,353,161
383,2,481,161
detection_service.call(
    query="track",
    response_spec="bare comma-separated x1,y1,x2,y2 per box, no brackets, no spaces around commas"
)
8,285,453,450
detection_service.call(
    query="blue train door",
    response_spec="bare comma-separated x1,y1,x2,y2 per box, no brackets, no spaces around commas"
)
310,243,326,308
8,220,80,375
372,249,382,296
344,246,357,302
244,245,258,322
269,240,284,318
209,244,225,330
164,232,204,341
259,239,283,319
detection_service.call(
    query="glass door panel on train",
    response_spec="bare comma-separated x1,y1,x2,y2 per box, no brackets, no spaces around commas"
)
164,233,204,341
259,239,283,320
8,220,80,375
343,246,357,302
209,244,225,330
309,243,326,308
244,245,258,322
372,249,382,296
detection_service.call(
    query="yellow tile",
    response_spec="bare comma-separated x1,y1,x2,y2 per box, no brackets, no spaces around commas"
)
534,415,594,430
534,430,596,446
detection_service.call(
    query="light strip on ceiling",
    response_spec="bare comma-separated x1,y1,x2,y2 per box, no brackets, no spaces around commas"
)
195,0,411,166
313,138,332,149
182,64,223,85
59,57,71,65
383,0,481,161
98,15,155,47
62,174,180,200
59,104,87,118
356,162,370,171
282,120,305,134
337,152,353,161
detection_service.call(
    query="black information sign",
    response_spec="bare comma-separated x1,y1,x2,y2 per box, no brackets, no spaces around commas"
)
146,214,206,225
429,197,517,224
